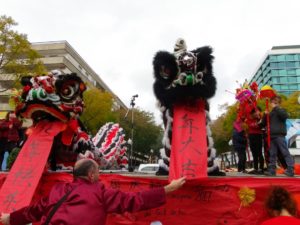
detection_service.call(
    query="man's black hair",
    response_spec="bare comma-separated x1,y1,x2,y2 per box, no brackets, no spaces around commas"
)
271,95,281,104
73,160,97,177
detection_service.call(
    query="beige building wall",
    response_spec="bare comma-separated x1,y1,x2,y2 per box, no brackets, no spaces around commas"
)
0,41,127,116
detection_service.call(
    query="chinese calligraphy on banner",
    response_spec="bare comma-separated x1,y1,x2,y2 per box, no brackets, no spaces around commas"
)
0,121,65,212
0,173,299,225
169,99,207,180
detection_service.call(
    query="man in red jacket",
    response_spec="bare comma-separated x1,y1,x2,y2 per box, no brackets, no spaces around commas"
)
0,158,186,225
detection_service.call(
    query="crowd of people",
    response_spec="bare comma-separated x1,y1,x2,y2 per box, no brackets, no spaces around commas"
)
232,95,295,177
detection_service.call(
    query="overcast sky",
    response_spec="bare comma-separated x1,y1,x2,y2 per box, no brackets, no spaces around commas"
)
1,0,300,124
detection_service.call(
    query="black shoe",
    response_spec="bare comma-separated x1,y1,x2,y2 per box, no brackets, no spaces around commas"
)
256,169,264,175
208,169,226,176
264,171,276,176
247,169,258,175
155,168,169,176
284,170,294,177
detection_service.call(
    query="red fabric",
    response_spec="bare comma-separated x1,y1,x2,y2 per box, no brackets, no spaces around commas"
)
61,118,77,146
2,173,300,225
169,100,207,181
0,121,65,213
260,216,300,225
9,177,166,225
0,173,300,225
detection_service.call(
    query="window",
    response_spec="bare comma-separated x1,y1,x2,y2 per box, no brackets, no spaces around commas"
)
287,69,296,75
296,69,300,75
286,55,295,61
263,70,268,76
270,62,278,68
288,76,297,82
269,55,277,61
278,70,287,75
289,84,298,90
278,62,285,68
281,85,288,90
273,84,280,90
281,91,290,96
286,62,295,67
280,77,287,83
272,77,280,83
277,55,286,61
271,70,278,75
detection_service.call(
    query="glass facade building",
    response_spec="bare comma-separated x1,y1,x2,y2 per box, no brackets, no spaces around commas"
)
249,45,300,96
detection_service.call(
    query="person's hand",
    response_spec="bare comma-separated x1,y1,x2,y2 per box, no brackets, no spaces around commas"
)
0,213,10,225
164,177,186,193
78,150,95,159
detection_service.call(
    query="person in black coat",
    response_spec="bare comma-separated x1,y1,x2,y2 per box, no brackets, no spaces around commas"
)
261,96,294,176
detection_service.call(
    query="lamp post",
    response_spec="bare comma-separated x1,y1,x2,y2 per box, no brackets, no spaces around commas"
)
125,94,138,172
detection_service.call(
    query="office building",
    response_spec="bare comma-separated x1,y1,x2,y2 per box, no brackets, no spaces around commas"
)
249,45,300,95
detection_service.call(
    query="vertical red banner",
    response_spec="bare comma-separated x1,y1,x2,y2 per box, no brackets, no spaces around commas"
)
169,99,207,181
0,121,65,213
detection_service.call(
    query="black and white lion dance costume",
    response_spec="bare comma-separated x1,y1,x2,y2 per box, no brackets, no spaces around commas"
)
153,38,224,176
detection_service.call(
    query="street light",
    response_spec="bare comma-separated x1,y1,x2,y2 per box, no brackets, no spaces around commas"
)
125,94,138,172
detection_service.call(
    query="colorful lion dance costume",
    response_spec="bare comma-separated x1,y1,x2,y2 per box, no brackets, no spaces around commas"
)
153,38,223,176
14,71,128,170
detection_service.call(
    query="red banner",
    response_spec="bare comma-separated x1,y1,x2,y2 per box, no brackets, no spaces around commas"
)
1,173,300,225
0,121,65,212
169,100,207,181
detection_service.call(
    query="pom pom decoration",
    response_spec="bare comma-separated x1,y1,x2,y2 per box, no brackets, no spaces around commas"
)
238,186,256,209
259,85,276,99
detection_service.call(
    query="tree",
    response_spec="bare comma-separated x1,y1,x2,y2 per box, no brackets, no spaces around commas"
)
80,88,163,161
80,88,118,134
0,15,45,91
211,103,237,154
281,91,300,119
118,108,163,157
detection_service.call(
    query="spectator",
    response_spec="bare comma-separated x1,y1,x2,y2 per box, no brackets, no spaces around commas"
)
261,186,300,225
0,112,22,170
232,118,247,173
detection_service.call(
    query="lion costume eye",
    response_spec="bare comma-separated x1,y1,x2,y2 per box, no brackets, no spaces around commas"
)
60,81,79,101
